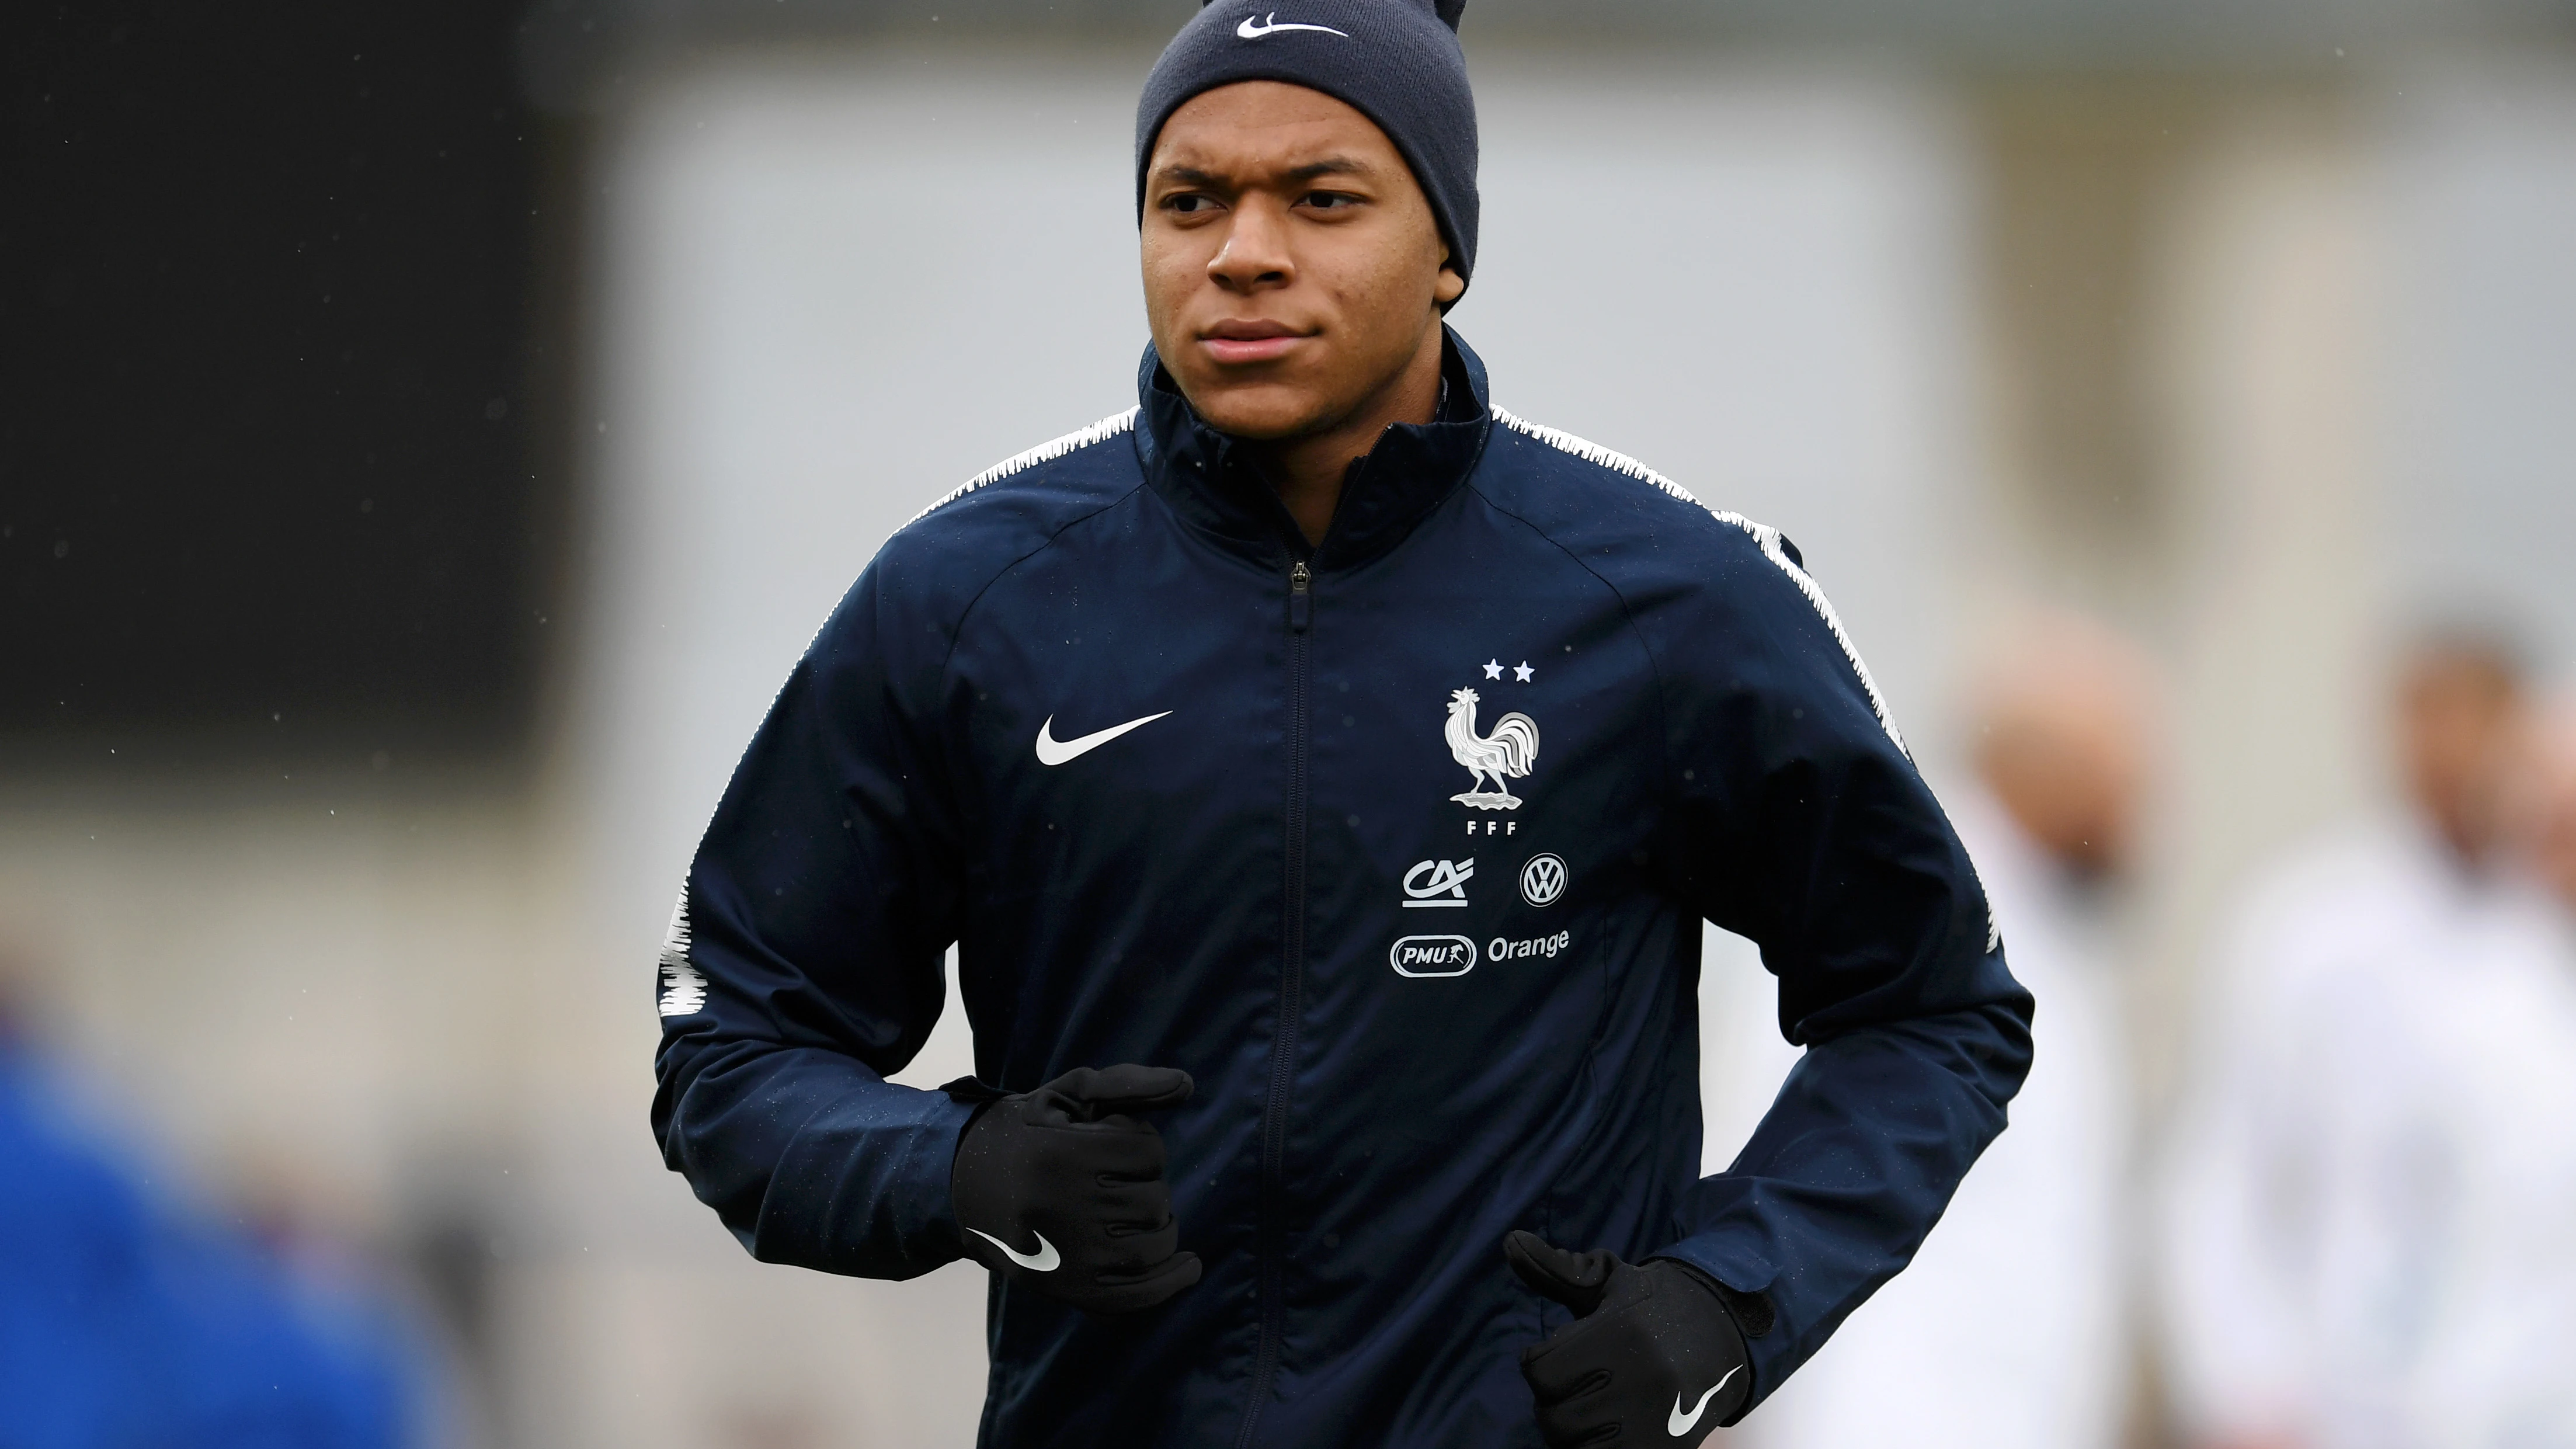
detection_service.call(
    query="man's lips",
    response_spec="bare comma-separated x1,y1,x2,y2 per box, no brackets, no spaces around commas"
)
1198,320,1311,366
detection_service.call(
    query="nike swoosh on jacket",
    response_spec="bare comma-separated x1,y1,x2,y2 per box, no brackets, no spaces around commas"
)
650,330,2033,1448
1034,710,1173,766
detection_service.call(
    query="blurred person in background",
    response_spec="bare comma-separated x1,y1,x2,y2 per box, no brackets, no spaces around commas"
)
0,961,423,1447
2158,628,2532,1449
1734,611,2146,1449
2370,696,2576,1447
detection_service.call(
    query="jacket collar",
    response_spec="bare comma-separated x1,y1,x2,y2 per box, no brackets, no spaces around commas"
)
1134,326,1493,573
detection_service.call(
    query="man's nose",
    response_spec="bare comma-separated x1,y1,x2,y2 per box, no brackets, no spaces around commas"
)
1208,198,1294,293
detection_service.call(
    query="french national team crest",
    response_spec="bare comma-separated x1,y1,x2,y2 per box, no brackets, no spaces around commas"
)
1444,686,1539,809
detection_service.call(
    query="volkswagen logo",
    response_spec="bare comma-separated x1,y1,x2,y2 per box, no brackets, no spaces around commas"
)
1518,853,1568,908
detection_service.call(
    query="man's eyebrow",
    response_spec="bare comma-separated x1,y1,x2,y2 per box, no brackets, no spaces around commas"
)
1284,156,1371,183
1150,156,1378,190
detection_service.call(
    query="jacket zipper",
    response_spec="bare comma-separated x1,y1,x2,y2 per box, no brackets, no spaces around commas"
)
1239,558,1312,1447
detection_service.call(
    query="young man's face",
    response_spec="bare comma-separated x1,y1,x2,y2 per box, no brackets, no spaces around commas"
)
1142,81,1465,441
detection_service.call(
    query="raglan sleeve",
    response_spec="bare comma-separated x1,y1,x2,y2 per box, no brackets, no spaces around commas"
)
1642,526,2033,1412
648,545,978,1281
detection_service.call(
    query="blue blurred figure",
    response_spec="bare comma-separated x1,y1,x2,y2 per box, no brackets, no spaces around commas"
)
0,1032,416,1447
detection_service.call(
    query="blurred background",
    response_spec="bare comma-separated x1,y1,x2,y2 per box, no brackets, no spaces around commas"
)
8,0,2576,1443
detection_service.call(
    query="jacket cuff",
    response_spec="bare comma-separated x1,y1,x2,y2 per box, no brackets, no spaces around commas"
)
754,1084,981,1278
914,1089,981,1253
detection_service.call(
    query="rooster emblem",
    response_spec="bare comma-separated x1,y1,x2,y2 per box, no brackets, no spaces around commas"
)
1445,687,1540,809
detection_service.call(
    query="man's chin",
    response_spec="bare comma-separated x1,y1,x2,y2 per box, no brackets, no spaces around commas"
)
1179,383,1338,443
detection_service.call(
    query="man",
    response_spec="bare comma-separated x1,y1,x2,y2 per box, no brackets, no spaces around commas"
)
2160,689,2576,1449
2352,699,2576,1447
2158,629,2530,1449
1716,612,2144,1449
651,4,2031,1444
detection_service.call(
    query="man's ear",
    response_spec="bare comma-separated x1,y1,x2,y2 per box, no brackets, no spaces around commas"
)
1435,263,1466,307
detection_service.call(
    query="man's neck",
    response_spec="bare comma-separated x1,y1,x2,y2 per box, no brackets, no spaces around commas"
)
1249,326,1447,548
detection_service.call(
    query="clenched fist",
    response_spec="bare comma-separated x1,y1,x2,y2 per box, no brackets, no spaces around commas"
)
1507,1231,1758,1445
948,1064,1201,1314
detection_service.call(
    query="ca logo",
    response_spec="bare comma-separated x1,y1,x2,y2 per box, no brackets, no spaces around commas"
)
1518,853,1567,908
1403,858,1474,908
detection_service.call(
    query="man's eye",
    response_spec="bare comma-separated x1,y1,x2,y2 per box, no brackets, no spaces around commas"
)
1165,194,1218,214
1302,192,1358,211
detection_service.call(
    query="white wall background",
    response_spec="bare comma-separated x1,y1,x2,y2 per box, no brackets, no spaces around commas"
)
2382,58,2576,680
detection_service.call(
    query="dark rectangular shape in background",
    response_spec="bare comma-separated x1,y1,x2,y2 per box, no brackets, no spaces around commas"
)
2,2,558,766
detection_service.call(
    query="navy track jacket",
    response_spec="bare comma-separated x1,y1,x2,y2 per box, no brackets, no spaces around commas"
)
652,331,2032,1447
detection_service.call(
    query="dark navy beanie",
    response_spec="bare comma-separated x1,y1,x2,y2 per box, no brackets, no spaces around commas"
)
1135,1,1479,291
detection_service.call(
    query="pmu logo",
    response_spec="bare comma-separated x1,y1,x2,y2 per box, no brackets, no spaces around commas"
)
1389,934,1478,978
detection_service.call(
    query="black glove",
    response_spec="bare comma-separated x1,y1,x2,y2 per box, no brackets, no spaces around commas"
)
947,1064,1201,1314
1506,1231,1757,1447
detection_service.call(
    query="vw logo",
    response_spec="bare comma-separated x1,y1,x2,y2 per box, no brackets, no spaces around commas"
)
1518,853,1568,908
